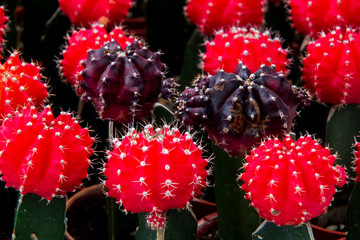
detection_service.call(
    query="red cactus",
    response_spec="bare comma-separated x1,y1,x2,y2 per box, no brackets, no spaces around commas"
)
60,24,135,94
289,0,360,36
203,27,289,75
58,0,133,27
302,27,360,105
104,125,209,229
239,135,346,226
0,52,48,123
0,106,94,200
185,0,265,36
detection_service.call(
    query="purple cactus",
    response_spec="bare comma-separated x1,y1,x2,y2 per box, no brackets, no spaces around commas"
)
80,39,176,123
177,63,299,156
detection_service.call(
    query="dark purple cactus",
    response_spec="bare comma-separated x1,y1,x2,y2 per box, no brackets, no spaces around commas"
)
177,63,298,156
80,39,176,123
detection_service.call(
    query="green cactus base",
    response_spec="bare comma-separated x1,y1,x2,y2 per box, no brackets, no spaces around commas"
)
346,182,360,239
13,193,66,240
136,209,197,240
213,144,259,240
252,220,315,240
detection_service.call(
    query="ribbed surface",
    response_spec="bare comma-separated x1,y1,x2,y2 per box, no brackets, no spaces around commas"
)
203,27,289,75
302,27,360,104
0,52,47,123
0,106,94,200
104,125,208,215
240,135,346,225
185,0,264,35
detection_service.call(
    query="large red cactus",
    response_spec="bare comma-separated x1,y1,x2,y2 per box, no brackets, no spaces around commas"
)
104,124,209,229
0,106,94,200
240,135,346,225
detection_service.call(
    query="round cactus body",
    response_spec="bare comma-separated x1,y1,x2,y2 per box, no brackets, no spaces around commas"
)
185,0,264,36
354,142,360,182
59,0,133,27
289,0,360,36
104,125,208,229
302,27,360,105
80,40,176,124
177,63,298,156
0,52,48,123
60,24,135,94
240,135,346,226
0,106,94,200
203,27,289,75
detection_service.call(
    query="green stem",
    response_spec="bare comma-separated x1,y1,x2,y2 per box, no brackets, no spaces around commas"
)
213,144,259,240
13,193,66,240
252,220,315,240
346,182,360,239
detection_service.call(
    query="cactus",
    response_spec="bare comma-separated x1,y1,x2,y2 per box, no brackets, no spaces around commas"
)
103,124,209,237
185,0,265,36
0,52,48,123
302,27,360,105
0,106,94,200
80,40,177,124
202,27,290,75
177,63,298,157
60,24,135,94
288,0,360,36
58,0,133,27
240,135,346,226
0,5,7,53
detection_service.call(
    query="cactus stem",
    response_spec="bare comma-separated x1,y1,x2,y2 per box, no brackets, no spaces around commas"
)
156,228,165,240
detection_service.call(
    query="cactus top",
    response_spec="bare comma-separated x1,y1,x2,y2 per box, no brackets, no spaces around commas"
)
240,135,346,225
0,106,94,200
0,52,48,124
203,27,289,75
59,0,133,27
185,0,264,35
289,0,360,36
302,27,360,105
177,63,298,156
104,124,209,229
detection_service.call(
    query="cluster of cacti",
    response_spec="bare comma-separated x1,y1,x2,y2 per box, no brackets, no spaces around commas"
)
0,106,94,200
302,27,360,105
80,40,177,123
59,0,133,27
177,63,298,156
240,135,346,225
104,124,209,229
202,27,290,75
0,52,48,123
288,0,360,36
3,1,360,240
185,0,265,35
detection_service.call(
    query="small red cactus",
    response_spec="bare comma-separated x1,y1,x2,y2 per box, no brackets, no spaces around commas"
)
239,135,346,226
0,106,94,200
104,125,209,229
0,52,48,123
60,24,135,94
302,27,360,105
289,0,360,36
58,0,133,27
203,27,289,75
185,0,265,36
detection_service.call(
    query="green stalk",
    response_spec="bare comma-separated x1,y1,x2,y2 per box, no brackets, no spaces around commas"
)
346,182,360,239
252,220,315,240
13,193,66,240
135,209,197,240
213,144,259,240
